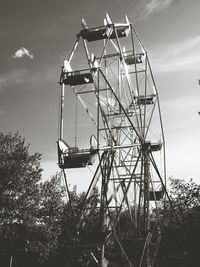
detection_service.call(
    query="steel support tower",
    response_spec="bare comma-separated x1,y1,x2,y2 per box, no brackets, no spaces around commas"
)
58,14,166,267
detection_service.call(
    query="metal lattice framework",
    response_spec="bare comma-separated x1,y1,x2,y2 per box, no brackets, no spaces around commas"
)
58,14,167,267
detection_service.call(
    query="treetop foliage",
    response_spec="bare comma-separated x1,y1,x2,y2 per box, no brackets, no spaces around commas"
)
0,132,200,267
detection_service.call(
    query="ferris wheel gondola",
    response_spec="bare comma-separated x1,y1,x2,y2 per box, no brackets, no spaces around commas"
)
57,138,97,169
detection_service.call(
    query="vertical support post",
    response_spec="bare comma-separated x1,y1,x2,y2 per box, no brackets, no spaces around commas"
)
10,256,13,267
97,70,100,151
59,83,65,140
100,153,107,267
143,52,148,139
143,147,150,267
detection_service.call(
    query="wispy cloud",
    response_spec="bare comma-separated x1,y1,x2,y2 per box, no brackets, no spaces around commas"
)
146,0,173,15
139,0,176,19
0,69,29,91
151,35,200,73
12,47,34,59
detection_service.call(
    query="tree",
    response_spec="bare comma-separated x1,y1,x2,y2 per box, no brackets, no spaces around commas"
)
31,173,65,265
0,132,42,266
0,132,42,224
53,186,100,267
156,177,200,267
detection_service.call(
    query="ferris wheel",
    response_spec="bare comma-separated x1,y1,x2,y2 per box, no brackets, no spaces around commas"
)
57,13,167,267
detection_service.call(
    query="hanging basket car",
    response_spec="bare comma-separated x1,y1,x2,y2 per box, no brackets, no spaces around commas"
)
57,137,97,169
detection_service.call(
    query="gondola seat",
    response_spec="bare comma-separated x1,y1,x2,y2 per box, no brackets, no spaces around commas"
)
62,69,93,86
58,139,97,169
124,53,144,65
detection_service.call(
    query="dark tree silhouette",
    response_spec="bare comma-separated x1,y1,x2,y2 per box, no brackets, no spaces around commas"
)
156,177,200,267
0,132,42,266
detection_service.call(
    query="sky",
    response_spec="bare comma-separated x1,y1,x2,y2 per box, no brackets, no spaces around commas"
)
1,0,200,187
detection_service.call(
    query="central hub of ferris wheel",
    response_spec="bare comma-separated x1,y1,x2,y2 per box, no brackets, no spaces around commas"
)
57,13,167,267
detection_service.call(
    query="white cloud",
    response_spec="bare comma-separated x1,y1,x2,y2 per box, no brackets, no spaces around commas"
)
0,69,29,91
151,35,200,73
146,0,173,14
12,47,34,59
139,0,175,18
